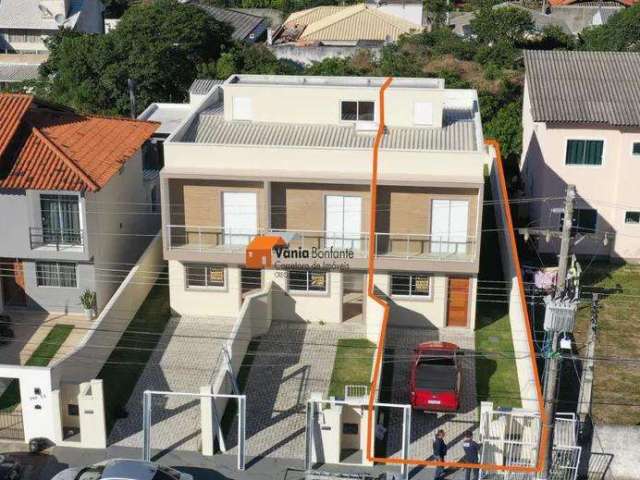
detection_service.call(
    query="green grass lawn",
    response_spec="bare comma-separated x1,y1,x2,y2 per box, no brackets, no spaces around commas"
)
0,323,74,410
328,338,375,399
475,304,521,408
475,176,521,408
573,263,640,425
97,279,171,432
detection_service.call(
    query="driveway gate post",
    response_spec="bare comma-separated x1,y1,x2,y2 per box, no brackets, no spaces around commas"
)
142,391,152,461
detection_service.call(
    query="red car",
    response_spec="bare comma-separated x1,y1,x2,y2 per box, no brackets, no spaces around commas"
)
409,341,462,412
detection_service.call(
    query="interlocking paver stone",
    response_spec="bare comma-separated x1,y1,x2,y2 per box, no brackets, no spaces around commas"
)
109,316,236,451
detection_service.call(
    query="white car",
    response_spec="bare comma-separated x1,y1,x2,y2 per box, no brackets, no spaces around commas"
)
51,459,194,480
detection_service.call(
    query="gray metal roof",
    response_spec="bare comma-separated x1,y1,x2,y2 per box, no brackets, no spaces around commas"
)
195,4,266,40
189,78,223,95
524,50,640,127
0,62,40,82
179,104,477,151
0,0,88,30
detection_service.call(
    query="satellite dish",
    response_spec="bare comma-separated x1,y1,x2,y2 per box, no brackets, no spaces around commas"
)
38,4,53,18
54,13,66,26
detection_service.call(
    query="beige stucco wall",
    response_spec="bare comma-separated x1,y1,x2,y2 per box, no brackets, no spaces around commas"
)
267,269,344,323
163,142,485,187
168,261,243,318
369,272,477,330
223,82,448,128
271,182,371,233
521,81,640,261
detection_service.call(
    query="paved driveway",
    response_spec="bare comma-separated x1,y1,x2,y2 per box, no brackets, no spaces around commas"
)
226,320,367,460
109,315,236,451
383,327,478,464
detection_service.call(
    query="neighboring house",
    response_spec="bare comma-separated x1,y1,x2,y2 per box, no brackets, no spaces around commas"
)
160,74,489,331
0,0,105,84
450,1,625,37
188,2,267,42
0,93,159,314
0,55,43,89
269,3,422,64
520,50,640,262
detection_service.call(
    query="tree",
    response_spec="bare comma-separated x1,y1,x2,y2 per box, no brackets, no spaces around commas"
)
213,44,301,79
579,4,640,51
484,98,523,165
424,0,451,28
525,25,575,51
470,4,534,46
41,0,233,115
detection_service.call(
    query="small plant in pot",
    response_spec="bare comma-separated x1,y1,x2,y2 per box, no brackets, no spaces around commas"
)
80,289,96,319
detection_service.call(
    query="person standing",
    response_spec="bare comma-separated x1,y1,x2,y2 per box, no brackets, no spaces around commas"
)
432,429,447,480
462,430,480,480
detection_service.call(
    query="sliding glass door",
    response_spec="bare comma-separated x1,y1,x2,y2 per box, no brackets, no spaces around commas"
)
40,194,82,245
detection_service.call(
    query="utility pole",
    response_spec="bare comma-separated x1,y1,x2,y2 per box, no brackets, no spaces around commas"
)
577,293,599,425
541,184,576,480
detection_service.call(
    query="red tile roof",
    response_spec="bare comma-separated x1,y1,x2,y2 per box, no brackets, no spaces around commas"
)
0,94,159,192
0,94,32,159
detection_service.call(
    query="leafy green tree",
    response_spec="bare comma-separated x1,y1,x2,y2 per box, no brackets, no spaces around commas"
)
470,4,534,45
533,25,576,50
41,0,232,115
424,0,451,28
378,43,425,77
579,4,640,51
484,98,522,164
421,27,478,61
214,43,301,79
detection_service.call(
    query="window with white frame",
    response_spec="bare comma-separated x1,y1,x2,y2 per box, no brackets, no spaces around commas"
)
341,101,375,122
565,139,604,165
36,262,77,287
633,142,640,156
288,270,327,293
185,264,225,289
390,272,430,298
40,194,82,245
232,97,253,121
625,211,640,224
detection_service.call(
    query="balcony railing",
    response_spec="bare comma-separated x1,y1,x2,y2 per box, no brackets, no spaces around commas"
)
166,225,476,262
29,227,84,251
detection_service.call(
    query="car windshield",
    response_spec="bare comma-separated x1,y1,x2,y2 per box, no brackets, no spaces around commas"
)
76,466,105,480
152,466,181,480
417,355,455,367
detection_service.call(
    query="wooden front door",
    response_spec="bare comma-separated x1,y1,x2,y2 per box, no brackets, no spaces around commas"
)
447,277,469,327
1,260,27,307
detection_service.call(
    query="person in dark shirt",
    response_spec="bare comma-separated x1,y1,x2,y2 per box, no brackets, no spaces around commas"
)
462,430,480,480
432,429,447,480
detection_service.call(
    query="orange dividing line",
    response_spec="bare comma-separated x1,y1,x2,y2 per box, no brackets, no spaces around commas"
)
363,82,546,472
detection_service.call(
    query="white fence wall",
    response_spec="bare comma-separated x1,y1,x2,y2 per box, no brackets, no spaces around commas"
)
51,234,164,385
591,425,640,480
489,148,539,411
209,285,274,445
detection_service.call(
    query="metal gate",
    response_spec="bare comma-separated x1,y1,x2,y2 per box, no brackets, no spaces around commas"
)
0,409,24,441
142,390,246,470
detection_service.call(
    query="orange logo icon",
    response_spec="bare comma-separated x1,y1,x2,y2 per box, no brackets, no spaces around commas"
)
245,235,286,268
